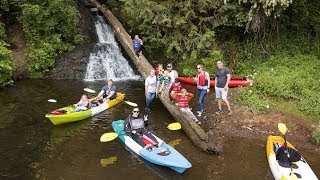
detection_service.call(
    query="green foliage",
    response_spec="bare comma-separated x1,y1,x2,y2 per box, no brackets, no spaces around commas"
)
313,131,320,145
0,0,9,11
0,41,14,86
179,50,223,76
119,0,294,75
236,87,270,112
18,0,80,77
236,54,320,117
0,19,14,86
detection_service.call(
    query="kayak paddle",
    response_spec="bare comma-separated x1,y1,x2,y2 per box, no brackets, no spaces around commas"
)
100,132,118,142
277,123,298,180
84,88,96,93
100,156,117,166
125,101,138,107
84,88,137,107
167,122,181,130
48,99,57,103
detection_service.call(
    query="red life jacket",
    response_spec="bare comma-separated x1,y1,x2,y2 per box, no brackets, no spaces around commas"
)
177,94,189,108
172,83,182,92
198,72,208,86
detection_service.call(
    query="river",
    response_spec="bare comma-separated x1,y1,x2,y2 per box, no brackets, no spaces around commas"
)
0,80,319,179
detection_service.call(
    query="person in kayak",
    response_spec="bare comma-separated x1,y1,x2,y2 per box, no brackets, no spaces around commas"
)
214,61,233,116
145,69,157,112
124,107,159,149
132,35,143,57
169,78,182,101
193,64,210,117
72,94,90,112
166,63,178,87
94,79,117,103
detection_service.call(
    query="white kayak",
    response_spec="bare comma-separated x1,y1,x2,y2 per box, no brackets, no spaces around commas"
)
266,135,318,180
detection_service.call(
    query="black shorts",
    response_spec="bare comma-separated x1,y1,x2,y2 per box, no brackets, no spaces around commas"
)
103,93,116,100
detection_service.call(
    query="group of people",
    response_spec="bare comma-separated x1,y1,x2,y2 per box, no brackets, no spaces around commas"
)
72,79,117,112
70,36,233,149
143,61,233,118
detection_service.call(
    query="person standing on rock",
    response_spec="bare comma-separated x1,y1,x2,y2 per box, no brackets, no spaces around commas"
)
194,64,210,117
214,61,233,116
166,63,178,87
145,69,157,112
132,35,143,57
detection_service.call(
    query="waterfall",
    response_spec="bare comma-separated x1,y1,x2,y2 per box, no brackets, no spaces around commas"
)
84,15,140,81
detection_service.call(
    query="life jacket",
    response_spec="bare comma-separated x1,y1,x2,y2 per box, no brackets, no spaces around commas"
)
79,97,89,108
133,39,141,49
50,109,67,115
171,83,182,92
177,94,189,108
198,72,208,86
129,116,145,130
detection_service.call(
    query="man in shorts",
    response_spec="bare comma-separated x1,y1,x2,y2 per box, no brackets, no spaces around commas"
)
214,61,233,116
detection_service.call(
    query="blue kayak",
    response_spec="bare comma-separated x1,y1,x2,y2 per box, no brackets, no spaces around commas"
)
112,120,192,173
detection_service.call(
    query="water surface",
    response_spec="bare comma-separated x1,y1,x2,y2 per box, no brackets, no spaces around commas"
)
0,80,319,179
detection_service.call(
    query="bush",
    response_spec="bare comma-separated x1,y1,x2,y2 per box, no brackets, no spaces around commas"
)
0,20,14,86
236,87,270,112
18,0,80,77
236,53,320,118
0,42,14,86
313,131,320,145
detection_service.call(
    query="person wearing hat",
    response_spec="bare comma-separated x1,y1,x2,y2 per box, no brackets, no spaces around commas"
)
94,79,117,103
166,63,178,87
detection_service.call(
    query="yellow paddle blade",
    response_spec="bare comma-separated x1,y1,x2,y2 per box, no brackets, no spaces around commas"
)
168,139,181,147
100,132,118,142
278,123,288,135
167,122,181,130
289,172,298,180
125,101,138,107
100,156,117,166
84,88,96,93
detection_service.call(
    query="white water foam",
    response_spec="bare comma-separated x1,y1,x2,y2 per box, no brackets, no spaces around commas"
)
84,15,140,81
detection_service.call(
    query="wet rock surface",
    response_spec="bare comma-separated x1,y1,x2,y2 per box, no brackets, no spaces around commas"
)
45,44,95,79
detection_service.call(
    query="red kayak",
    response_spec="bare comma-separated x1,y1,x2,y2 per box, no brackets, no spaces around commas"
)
179,76,250,88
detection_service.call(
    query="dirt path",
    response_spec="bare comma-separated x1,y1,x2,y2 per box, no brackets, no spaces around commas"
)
7,23,28,79
186,86,320,153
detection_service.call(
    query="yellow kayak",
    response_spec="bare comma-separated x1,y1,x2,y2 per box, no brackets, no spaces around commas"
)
266,135,318,180
46,93,125,125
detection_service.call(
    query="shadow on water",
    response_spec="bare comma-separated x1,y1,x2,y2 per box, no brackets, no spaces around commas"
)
0,79,319,179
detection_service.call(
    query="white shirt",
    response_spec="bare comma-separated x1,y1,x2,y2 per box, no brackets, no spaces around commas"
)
145,75,157,93
169,70,178,86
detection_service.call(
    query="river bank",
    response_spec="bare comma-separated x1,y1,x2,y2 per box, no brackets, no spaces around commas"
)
184,85,320,153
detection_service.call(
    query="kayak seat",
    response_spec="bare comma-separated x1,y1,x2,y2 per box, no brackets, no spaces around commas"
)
157,150,171,156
